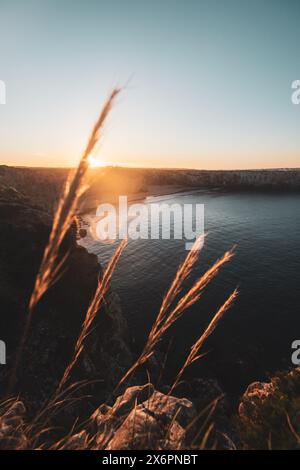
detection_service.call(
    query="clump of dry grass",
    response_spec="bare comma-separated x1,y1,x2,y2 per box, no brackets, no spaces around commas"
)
117,238,235,389
7,88,121,395
57,238,128,394
29,88,121,313
24,235,128,442
171,288,238,393
0,398,28,449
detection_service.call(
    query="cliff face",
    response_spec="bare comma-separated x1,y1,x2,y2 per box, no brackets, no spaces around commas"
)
0,184,132,414
126,168,300,190
0,165,67,212
80,166,300,192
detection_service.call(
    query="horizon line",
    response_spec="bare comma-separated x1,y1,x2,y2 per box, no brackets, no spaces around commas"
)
4,164,300,172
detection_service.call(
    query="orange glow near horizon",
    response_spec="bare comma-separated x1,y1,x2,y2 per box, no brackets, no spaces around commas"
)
1,150,300,171
87,155,106,168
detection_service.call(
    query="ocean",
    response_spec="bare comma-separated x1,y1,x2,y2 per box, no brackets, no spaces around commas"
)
79,190,300,394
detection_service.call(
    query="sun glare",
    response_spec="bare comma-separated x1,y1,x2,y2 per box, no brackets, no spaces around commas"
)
87,155,105,168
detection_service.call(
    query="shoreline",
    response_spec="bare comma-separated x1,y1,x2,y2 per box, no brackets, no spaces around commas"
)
79,183,300,216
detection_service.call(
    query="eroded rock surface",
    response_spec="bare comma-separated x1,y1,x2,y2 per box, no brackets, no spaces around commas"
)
64,384,196,450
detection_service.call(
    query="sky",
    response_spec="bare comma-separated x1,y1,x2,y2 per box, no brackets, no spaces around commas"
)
0,0,300,170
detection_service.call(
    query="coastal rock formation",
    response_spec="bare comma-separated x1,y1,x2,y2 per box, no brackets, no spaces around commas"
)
62,384,197,450
136,168,300,190
105,390,195,450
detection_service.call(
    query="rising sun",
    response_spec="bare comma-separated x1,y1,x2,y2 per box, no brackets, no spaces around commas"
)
87,155,106,168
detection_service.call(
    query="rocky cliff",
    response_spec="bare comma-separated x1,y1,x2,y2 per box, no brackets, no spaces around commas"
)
0,183,132,417
108,167,300,190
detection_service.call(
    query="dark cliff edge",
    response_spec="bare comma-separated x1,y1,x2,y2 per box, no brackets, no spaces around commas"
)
0,183,132,418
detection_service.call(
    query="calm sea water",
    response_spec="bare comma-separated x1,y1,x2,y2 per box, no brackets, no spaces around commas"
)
79,190,300,394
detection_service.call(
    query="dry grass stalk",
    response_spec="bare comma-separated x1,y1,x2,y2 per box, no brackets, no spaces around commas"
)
29,88,120,312
27,240,127,439
25,379,95,443
286,412,300,444
57,238,127,394
171,288,238,393
6,89,120,396
189,395,221,448
155,235,205,331
199,422,214,449
117,241,234,389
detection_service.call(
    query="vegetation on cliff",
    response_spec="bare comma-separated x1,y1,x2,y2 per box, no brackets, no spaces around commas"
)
237,368,300,449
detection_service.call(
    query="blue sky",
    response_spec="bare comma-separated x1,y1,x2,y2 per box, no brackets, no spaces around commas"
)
0,0,300,169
